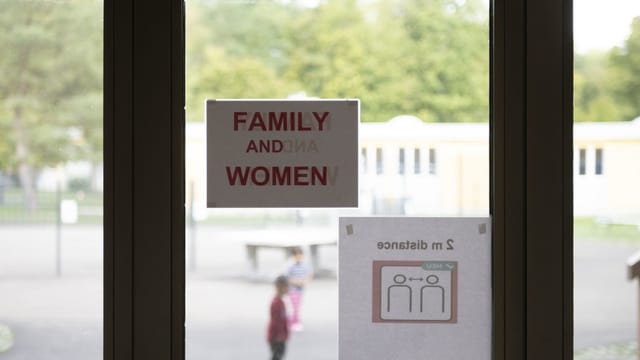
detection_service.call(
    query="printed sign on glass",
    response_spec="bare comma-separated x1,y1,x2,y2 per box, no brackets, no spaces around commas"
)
206,99,359,207
339,217,491,360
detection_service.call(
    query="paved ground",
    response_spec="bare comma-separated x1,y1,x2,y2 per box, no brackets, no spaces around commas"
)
0,224,638,358
574,238,638,349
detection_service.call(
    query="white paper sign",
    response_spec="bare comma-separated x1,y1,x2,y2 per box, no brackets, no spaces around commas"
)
60,200,78,224
339,217,491,360
206,99,359,207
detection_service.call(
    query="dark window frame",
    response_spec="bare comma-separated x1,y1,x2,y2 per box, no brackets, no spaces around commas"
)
104,1,185,359
492,0,573,358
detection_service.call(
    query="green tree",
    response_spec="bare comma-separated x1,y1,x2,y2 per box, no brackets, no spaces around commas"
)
610,17,640,120
187,0,300,72
574,51,628,122
284,0,489,122
395,0,489,122
188,47,299,120
186,0,489,123
284,0,374,111
0,0,102,208
186,1,301,121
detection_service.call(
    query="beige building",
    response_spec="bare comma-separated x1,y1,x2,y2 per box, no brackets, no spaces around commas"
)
187,116,640,219
574,118,640,219
359,115,489,216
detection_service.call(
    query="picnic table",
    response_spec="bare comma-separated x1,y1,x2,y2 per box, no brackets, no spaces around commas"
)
243,227,337,276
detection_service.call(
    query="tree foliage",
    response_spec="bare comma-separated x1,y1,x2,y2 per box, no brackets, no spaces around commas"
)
574,51,628,122
187,0,490,123
0,0,102,206
610,17,640,120
3,0,640,208
574,17,640,122
186,1,302,121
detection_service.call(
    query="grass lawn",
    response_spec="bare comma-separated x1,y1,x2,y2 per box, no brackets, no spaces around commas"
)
0,189,102,224
2,195,639,240
574,217,640,243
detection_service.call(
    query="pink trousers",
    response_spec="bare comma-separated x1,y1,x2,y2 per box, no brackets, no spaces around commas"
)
288,290,303,326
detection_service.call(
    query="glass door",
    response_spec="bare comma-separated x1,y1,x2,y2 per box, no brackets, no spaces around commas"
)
185,0,489,358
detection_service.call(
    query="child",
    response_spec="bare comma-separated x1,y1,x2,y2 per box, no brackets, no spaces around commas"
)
287,247,313,332
268,275,289,360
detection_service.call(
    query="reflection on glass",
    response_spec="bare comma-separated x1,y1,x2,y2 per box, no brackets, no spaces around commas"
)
0,1,103,359
186,0,488,359
574,1,640,358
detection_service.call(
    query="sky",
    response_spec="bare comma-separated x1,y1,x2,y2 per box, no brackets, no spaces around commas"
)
574,0,640,53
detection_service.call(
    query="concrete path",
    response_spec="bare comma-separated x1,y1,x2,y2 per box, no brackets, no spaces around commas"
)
0,224,638,359
574,238,638,349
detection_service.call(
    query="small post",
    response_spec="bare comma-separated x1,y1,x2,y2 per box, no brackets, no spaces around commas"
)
626,250,640,360
309,244,320,276
295,210,303,226
188,180,196,272
246,245,258,274
0,171,4,205
55,175,62,277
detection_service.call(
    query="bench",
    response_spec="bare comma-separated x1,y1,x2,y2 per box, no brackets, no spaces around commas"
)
244,227,336,276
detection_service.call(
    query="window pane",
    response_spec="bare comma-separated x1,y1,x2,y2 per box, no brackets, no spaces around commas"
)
574,1,640,357
595,148,603,175
376,148,384,175
361,148,368,174
0,1,103,358
186,0,489,358
429,148,437,175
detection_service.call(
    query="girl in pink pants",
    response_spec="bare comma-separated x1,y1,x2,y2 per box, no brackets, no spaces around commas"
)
287,247,312,331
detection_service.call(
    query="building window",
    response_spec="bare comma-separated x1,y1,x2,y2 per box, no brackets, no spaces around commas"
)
429,148,437,175
579,148,586,175
414,148,421,174
398,148,405,174
595,148,603,175
361,148,367,173
376,148,383,175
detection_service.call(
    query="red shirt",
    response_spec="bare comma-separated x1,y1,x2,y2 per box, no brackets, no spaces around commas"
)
267,295,288,342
